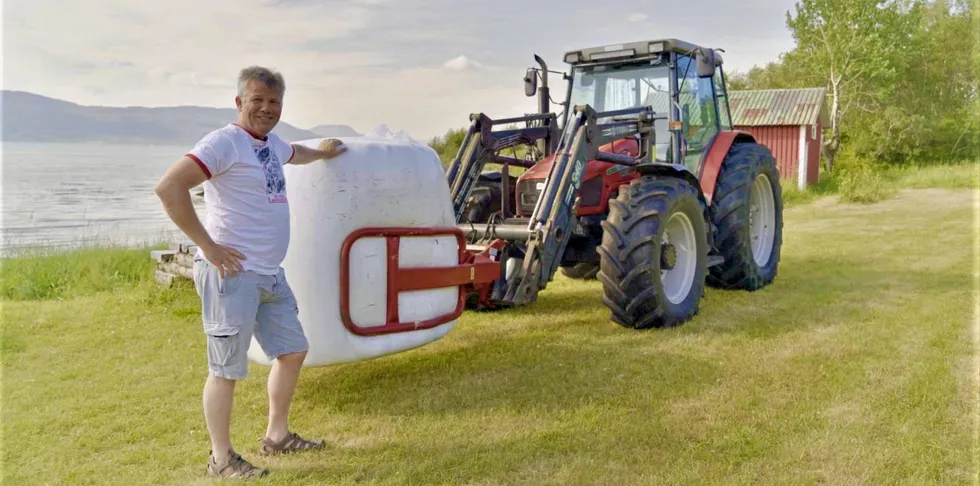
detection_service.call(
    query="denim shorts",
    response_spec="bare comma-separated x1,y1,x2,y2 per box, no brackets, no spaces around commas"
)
192,259,309,380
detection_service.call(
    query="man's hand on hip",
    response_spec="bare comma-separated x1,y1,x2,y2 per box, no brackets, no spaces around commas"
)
202,243,246,278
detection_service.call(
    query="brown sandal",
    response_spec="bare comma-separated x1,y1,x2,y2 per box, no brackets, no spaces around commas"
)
259,431,325,456
207,449,270,479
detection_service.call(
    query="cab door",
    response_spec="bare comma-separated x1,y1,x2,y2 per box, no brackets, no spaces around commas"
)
675,53,721,173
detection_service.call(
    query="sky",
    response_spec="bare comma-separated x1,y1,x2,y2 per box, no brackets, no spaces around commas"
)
2,0,800,141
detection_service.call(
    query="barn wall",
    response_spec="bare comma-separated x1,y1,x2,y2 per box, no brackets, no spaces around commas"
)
732,125,800,183
806,120,823,185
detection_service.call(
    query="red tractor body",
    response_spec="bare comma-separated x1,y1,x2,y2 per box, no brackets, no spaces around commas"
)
444,38,785,329
514,137,642,218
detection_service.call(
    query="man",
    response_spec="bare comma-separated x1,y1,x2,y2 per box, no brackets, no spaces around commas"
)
154,65,347,479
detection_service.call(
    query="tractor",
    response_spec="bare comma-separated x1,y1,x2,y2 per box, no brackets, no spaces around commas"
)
445,38,784,329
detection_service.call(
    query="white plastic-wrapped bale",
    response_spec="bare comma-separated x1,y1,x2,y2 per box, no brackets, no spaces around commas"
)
246,130,468,368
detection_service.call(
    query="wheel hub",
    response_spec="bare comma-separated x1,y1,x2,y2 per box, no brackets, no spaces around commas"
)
749,173,776,267
661,243,677,270
660,210,698,306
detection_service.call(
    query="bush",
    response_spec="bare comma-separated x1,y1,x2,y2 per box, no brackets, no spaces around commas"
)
834,153,896,204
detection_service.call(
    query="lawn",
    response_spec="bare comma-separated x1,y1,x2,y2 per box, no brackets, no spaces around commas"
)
2,183,978,484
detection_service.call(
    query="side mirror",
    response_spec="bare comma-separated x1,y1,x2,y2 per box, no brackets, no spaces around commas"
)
696,48,716,78
524,69,538,97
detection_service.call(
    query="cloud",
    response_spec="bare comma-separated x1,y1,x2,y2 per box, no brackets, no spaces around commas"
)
286,62,536,140
3,0,383,100
3,0,801,140
442,55,483,71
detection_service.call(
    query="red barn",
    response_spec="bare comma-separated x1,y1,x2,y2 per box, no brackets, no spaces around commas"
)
728,88,828,189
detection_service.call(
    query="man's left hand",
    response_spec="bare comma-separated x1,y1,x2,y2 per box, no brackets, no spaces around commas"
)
288,139,348,165
317,139,347,159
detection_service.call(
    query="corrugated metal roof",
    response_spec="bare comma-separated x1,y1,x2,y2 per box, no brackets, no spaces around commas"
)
597,87,827,128
643,92,697,118
728,88,828,127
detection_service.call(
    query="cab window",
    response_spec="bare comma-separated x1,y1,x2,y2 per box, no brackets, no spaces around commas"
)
676,54,720,172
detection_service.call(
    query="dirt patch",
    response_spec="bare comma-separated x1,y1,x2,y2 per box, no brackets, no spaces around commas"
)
812,188,970,211
787,188,975,234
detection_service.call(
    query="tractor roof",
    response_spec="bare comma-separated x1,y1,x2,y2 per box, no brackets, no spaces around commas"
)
562,38,720,66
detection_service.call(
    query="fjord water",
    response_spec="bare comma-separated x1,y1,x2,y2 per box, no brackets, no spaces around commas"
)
2,141,208,255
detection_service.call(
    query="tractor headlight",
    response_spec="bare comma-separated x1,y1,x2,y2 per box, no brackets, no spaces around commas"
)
589,48,635,61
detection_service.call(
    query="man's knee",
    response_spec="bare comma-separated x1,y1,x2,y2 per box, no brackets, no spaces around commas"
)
205,372,238,393
276,348,307,366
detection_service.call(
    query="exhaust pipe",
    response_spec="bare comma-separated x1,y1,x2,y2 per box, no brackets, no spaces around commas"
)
534,54,549,157
534,54,549,116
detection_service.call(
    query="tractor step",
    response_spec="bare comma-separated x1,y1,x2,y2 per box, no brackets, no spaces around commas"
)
707,255,725,267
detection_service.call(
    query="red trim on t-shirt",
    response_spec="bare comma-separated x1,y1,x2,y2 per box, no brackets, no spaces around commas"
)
232,123,268,141
287,145,295,163
186,153,212,179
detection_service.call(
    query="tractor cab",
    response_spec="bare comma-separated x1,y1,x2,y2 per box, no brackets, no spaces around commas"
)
522,39,732,189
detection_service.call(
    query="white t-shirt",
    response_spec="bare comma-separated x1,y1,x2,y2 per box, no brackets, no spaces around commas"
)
186,123,295,275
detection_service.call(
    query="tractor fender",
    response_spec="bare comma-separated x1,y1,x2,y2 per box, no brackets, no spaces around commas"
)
698,130,757,205
633,162,714,248
634,162,706,205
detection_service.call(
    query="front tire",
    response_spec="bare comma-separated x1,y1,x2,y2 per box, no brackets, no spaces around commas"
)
597,176,708,329
560,262,599,280
460,171,517,224
707,142,783,290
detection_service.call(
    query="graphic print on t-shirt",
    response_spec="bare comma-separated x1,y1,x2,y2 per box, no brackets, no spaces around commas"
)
255,146,287,203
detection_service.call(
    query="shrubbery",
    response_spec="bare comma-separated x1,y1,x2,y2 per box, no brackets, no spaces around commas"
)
0,246,159,300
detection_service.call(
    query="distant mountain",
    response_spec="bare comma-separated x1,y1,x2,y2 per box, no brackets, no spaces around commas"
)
309,124,362,138
0,90,359,145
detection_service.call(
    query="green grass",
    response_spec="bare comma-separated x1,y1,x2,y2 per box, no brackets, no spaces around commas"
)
0,245,164,301
883,160,980,190
780,175,840,206
780,159,978,206
3,185,978,484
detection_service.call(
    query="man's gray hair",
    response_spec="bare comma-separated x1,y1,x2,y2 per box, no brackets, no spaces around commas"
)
237,66,286,97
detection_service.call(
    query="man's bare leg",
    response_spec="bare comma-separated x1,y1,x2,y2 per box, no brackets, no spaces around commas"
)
265,350,307,442
204,374,237,460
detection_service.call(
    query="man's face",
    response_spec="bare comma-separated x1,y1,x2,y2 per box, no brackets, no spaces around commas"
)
236,80,283,135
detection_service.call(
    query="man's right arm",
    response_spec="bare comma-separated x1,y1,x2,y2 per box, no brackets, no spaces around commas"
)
154,156,214,250
154,136,245,277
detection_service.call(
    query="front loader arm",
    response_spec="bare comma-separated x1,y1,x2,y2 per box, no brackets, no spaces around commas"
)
502,104,658,305
447,113,558,222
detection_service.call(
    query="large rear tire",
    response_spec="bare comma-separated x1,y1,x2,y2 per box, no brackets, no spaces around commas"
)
597,176,708,329
707,142,783,290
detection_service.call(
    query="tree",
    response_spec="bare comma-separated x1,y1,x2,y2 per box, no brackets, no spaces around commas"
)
725,56,808,91
842,0,978,163
909,0,978,161
428,127,468,167
786,0,911,171
428,124,538,170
